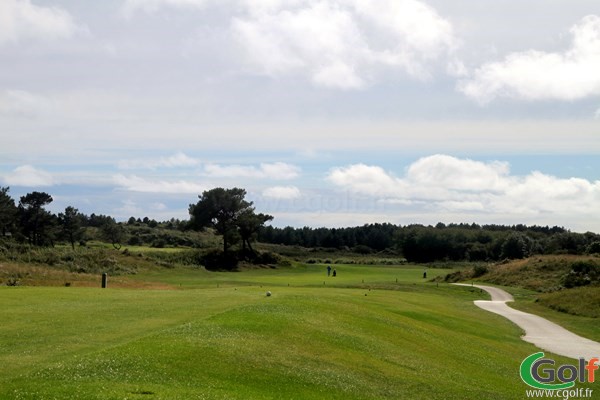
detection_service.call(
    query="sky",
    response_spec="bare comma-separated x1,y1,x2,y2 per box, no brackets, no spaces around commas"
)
0,0,599,232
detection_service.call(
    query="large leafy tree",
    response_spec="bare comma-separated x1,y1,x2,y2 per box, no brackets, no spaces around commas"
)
58,206,85,250
189,187,250,254
0,187,17,236
101,218,125,250
18,191,55,246
237,209,273,254
189,187,269,255
501,232,534,259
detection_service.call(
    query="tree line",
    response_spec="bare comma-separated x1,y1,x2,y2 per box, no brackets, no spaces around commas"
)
1,187,132,249
258,222,600,262
0,187,272,257
2,186,599,263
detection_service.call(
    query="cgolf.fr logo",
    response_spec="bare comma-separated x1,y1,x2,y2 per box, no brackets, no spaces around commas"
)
520,352,599,390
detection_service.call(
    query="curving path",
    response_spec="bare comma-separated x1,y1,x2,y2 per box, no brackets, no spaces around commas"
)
454,283,600,360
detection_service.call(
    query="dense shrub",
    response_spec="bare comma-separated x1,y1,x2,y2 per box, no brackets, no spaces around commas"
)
352,245,373,254
0,243,137,276
587,241,600,255
562,261,599,288
254,251,280,265
200,250,238,271
472,264,489,278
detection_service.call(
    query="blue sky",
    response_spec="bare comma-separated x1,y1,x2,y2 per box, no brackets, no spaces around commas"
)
0,0,599,232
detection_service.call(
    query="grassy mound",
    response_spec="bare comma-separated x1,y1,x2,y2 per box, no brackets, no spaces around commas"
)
482,256,599,292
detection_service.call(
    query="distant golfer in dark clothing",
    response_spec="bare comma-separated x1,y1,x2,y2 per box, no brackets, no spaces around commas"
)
327,265,332,276
332,268,337,277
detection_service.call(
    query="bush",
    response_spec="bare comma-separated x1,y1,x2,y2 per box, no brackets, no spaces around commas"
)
587,241,600,255
443,271,465,283
151,239,166,248
127,236,143,246
562,261,599,288
472,264,489,278
254,251,280,265
200,250,238,271
352,245,373,254
6,276,20,286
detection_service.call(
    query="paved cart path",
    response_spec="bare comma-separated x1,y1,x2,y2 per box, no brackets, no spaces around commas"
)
454,283,600,360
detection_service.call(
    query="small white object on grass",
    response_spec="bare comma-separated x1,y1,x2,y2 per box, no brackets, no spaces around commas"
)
266,291,272,297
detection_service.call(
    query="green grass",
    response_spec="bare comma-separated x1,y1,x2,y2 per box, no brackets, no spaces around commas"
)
534,286,600,318
449,280,600,343
127,263,452,289
1,264,597,399
452,255,600,341
508,286,600,342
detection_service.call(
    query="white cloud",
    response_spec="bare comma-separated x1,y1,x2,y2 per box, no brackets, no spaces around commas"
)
0,0,79,44
0,90,54,117
2,165,54,187
328,164,406,198
118,152,201,170
351,0,458,75
123,0,458,88
405,154,510,193
203,162,300,180
460,15,600,103
327,155,600,219
151,202,168,211
117,199,143,216
232,2,367,89
233,0,458,88
262,186,301,200
258,162,301,180
113,174,206,193
120,0,211,17
114,199,174,220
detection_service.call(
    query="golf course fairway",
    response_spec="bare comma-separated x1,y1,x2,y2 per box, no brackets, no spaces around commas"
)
0,264,596,399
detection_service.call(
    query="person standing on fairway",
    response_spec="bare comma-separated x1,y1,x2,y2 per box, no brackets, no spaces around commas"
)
332,268,337,277
327,265,332,276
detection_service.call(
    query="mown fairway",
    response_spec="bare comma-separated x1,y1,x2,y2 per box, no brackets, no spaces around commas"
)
0,264,595,399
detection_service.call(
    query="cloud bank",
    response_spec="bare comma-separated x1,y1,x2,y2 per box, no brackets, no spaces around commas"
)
327,155,600,218
2,165,55,187
121,0,211,17
234,0,458,88
0,90,54,117
118,152,201,170
203,162,300,180
113,174,207,194
262,186,301,200
111,156,301,194
0,0,79,44
460,15,600,103
122,0,458,89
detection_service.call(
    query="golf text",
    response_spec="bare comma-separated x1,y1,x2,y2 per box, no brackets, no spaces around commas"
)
525,388,594,399
520,352,599,390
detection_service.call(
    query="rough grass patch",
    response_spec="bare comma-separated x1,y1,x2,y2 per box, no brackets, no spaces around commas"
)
536,286,600,318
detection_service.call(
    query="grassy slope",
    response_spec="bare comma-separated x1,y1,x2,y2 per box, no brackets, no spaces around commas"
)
452,255,600,342
1,264,596,399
